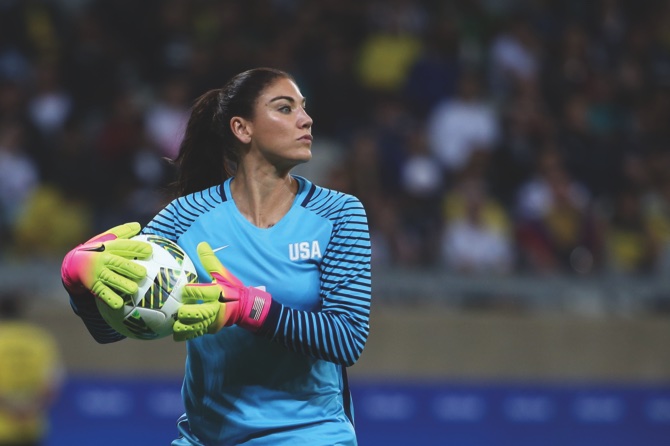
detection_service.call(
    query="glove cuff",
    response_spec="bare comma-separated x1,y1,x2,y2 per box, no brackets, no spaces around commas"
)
238,287,272,332
61,247,86,294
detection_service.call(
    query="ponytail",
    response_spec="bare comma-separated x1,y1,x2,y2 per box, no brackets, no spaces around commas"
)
172,89,232,197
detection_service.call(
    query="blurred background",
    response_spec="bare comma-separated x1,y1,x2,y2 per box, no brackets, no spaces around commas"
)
1,0,670,444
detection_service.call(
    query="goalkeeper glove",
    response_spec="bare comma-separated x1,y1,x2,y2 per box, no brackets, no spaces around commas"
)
61,222,152,310
173,242,272,342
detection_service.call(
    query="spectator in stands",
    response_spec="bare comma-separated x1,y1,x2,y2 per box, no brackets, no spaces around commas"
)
603,184,658,275
0,120,39,253
27,60,72,141
514,146,591,222
355,0,425,94
144,75,191,160
0,292,64,446
492,78,554,206
514,147,601,274
427,70,500,176
402,14,460,117
488,13,541,103
439,175,514,275
398,124,445,266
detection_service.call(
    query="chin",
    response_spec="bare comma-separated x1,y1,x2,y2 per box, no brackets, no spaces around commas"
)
282,151,311,172
294,148,312,164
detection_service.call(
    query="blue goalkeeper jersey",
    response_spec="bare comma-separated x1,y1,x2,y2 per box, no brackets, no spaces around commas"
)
140,175,372,446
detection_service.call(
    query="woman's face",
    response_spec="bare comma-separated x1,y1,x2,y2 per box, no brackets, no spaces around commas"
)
245,77,313,171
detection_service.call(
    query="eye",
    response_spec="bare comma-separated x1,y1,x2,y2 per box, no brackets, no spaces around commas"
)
278,105,292,113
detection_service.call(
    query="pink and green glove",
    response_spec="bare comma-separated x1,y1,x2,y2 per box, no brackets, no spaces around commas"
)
61,222,152,310
173,242,272,342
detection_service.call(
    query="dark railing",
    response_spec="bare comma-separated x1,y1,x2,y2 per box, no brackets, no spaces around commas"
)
4,261,670,317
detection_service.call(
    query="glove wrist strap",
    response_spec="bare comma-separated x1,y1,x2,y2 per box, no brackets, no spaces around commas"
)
238,287,272,332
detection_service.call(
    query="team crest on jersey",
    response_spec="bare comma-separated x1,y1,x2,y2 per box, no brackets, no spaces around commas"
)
288,241,322,261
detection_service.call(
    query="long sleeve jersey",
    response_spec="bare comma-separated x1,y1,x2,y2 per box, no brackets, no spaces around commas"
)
70,175,372,446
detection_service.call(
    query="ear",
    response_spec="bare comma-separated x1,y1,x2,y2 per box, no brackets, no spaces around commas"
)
230,117,252,144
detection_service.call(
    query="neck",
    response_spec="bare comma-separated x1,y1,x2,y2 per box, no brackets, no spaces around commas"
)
231,172,297,228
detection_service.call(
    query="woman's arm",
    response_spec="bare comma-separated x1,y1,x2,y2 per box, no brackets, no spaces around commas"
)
260,196,372,367
68,290,126,344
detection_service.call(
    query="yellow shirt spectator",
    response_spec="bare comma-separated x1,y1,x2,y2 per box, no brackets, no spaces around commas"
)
0,298,63,446
356,32,422,91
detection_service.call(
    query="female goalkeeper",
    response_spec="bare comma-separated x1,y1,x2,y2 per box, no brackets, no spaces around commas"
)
60,67,372,446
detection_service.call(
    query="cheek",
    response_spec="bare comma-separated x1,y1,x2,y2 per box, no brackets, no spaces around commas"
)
255,119,292,145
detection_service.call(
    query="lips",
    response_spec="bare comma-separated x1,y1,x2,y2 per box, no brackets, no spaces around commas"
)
298,134,313,142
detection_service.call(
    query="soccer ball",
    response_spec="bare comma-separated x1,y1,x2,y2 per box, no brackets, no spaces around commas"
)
96,234,198,340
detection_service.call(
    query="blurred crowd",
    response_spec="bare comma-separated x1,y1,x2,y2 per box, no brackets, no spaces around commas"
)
1,0,670,278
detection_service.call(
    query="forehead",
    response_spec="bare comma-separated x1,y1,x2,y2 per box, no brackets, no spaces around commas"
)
258,77,303,102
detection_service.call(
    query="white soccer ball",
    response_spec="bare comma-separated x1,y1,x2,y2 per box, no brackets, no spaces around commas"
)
96,234,198,340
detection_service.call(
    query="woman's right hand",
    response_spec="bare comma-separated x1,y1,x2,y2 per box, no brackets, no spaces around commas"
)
60,222,152,309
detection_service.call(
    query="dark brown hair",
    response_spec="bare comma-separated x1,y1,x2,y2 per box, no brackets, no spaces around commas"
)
172,67,293,197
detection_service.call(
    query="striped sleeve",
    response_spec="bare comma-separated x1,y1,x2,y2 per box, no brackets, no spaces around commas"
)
143,186,224,240
68,290,125,344
261,190,372,367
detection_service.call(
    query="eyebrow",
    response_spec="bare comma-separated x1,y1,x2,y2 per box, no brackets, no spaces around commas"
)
269,95,307,106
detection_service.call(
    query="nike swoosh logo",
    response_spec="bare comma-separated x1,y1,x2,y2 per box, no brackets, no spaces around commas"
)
82,245,106,252
212,245,229,253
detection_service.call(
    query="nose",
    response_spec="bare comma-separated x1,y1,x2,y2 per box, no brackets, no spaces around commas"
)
299,108,313,129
